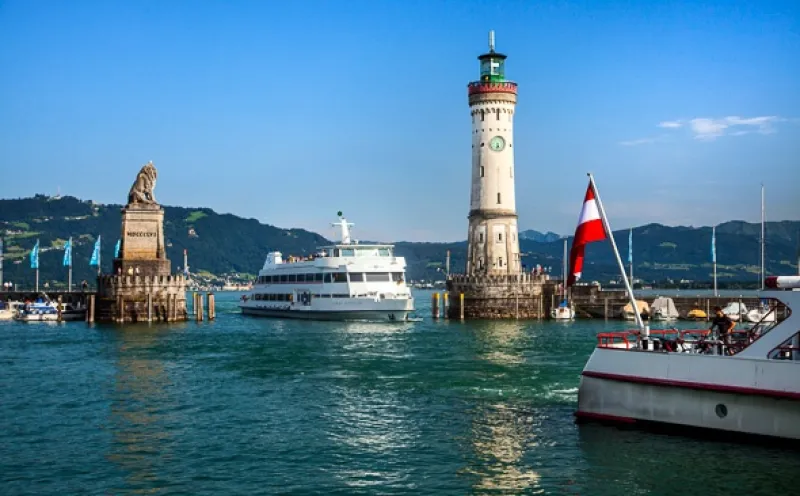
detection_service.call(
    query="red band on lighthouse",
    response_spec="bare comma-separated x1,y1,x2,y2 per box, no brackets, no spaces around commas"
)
567,183,607,286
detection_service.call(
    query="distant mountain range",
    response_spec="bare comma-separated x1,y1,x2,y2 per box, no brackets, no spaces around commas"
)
519,229,562,243
1,195,798,288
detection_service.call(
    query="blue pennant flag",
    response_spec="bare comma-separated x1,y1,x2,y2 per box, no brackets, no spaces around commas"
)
114,239,121,258
30,239,39,269
711,226,717,263
63,237,72,267
627,229,633,264
90,235,101,266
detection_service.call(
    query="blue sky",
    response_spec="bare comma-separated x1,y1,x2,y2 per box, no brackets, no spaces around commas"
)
1,0,798,242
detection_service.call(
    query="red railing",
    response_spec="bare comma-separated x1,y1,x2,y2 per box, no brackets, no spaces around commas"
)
597,329,712,349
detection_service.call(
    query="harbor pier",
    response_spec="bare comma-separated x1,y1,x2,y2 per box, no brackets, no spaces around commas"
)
569,284,788,320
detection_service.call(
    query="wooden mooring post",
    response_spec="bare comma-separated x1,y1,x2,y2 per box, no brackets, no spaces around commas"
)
197,293,204,321
147,293,153,322
207,293,216,320
443,292,449,319
86,294,95,323
604,298,609,320
459,293,465,320
432,293,440,319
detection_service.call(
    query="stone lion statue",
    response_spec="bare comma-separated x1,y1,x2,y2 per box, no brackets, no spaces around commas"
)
127,161,158,205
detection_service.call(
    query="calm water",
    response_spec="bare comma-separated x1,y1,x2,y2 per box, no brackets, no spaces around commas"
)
1,290,797,495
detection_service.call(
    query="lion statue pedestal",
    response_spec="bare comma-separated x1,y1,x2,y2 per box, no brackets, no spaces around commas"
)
96,162,188,323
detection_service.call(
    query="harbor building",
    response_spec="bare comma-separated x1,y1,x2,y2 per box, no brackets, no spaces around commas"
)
447,31,556,319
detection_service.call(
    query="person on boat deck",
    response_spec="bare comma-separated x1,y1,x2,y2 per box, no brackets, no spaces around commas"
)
709,306,735,343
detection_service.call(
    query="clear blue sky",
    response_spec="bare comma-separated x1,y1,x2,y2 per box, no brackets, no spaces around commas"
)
1,0,798,242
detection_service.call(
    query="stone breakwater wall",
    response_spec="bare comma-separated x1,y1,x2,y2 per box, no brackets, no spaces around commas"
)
446,273,558,319
570,286,788,320
96,274,187,323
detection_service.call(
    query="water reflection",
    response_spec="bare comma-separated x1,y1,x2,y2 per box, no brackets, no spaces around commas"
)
467,403,542,494
473,320,529,365
577,423,800,495
105,325,176,493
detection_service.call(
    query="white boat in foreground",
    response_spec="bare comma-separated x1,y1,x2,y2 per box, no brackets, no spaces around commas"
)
240,215,415,322
577,275,800,441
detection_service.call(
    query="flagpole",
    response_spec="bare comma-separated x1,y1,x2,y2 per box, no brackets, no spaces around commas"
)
98,235,102,276
68,237,73,293
628,228,633,286
587,173,645,331
712,226,718,297
0,238,3,291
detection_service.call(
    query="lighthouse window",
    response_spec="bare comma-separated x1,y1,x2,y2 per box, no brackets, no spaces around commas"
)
480,166,484,177
481,111,485,121
499,257,504,267
479,233,484,243
498,233,503,242
497,193,501,204
496,110,500,120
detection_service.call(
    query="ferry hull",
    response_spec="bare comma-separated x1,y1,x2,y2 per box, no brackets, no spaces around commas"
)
240,306,411,322
576,349,800,441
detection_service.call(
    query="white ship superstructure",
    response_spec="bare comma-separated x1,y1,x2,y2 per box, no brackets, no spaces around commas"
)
240,216,414,321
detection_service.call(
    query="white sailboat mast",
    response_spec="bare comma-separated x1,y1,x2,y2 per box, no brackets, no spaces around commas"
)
761,184,766,290
562,238,567,298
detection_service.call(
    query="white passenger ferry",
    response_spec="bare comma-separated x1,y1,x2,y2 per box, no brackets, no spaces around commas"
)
240,215,415,321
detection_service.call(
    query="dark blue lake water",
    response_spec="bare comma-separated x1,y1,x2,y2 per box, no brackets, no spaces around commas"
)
1,290,797,495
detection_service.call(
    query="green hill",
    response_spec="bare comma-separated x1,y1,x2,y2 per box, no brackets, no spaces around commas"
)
0,195,797,289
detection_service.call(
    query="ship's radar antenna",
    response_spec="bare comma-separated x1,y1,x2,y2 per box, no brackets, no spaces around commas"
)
331,212,355,245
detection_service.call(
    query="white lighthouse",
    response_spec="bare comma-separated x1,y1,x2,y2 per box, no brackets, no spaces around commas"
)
466,31,520,276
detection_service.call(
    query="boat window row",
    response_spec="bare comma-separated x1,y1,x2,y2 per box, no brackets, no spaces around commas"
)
328,247,392,257
256,272,404,284
253,293,293,301
254,293,352,300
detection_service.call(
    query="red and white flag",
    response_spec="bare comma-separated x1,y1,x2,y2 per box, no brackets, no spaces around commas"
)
567,181,607,286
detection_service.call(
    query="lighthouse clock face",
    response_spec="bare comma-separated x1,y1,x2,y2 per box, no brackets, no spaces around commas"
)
489,136,505,151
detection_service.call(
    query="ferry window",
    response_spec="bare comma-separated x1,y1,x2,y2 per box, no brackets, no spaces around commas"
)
279,274,287,283
297,274,306,282
315,273,324,282
324,273,333,283
333,273,347,283
341,248,355,257
391,272,404,282
366,273,391,282
288,274,297,283
378,248,391,256
349,273,364,282
288,294,293,302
